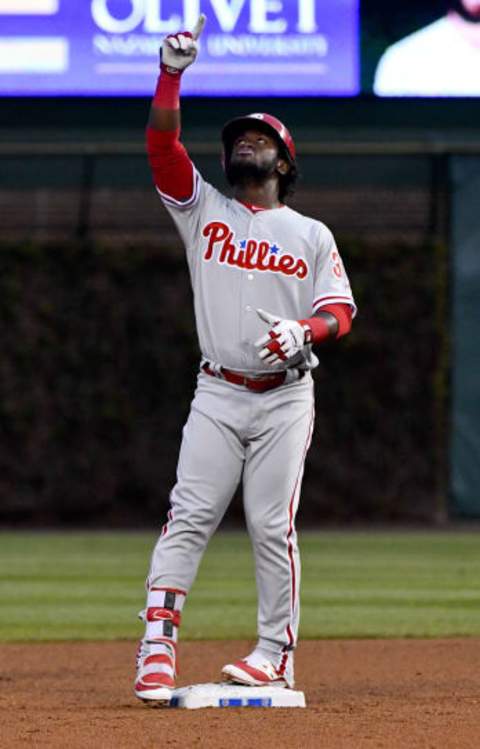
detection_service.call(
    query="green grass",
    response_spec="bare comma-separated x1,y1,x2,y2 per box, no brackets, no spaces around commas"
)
0,531,480,642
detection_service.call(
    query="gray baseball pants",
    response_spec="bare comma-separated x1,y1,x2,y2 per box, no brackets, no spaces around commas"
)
148,370,315,654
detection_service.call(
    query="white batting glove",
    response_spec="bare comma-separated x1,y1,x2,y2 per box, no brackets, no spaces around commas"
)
255,309,308,366
161,14,206,72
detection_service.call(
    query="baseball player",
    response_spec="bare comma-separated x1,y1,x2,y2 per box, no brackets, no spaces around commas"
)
135,15,356,704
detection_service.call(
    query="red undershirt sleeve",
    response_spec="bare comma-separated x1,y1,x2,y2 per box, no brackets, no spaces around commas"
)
321,303,353,339
300,302,353,343
146,70,195,203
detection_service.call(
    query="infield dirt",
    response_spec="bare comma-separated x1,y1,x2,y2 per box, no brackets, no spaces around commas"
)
1,639,479,748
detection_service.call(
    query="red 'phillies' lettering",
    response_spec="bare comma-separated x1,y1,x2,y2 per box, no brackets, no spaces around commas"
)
202,221,308,280
203,221,230,260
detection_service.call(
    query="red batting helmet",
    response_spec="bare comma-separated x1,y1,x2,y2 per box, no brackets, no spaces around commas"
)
221,112,296,165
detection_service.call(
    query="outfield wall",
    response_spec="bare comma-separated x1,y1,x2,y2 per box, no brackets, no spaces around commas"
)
451,157,480,518
0,237,444,525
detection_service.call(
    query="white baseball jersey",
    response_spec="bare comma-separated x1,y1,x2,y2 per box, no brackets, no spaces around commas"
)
158,169,356,374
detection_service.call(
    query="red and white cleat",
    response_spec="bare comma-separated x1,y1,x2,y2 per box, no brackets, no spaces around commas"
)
134,641,176,705
221,650,293,689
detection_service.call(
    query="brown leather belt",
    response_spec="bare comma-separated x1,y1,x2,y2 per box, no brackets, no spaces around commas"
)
202,363,289,393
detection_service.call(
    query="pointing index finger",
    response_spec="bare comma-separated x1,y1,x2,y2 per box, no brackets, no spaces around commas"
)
192,13,206,40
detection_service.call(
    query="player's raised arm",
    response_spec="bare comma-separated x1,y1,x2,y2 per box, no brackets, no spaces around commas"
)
146,15,206,203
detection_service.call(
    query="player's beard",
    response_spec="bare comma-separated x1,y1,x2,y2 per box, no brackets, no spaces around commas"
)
450,1,480,22
225,155,278,188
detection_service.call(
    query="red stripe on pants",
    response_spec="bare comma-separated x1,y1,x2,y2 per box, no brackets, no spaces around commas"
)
285,406,315,642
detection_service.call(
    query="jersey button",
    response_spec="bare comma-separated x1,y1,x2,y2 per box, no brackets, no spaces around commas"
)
247,274,254,280
245,305,252,312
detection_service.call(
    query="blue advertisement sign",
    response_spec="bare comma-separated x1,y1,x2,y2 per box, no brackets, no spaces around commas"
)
0,0,359,96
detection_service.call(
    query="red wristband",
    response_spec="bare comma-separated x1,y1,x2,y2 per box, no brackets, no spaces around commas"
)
299,316,330,344
153,67,181,109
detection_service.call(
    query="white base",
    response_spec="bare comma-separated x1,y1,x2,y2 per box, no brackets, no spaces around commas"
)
170,682,306,709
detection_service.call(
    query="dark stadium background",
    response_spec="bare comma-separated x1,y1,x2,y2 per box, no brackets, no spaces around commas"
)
0,0,479,527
